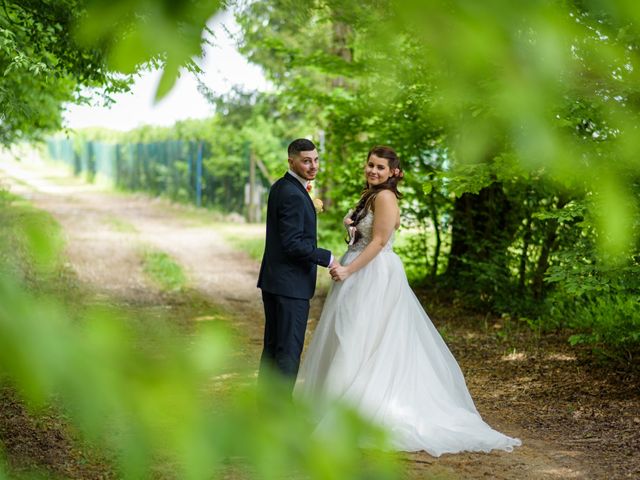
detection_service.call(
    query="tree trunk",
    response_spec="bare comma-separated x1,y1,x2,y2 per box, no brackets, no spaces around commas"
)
331,20,353,74
519,210,532,293
446,182,515,278
531,224,558,300
430,191,441,280
321,15,353,209
531,196,569,300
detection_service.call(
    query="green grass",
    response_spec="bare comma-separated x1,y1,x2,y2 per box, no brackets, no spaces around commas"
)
104,216,138,233
216,222,266,262
141,249,187,292
224,235,265,262
0,188,65,283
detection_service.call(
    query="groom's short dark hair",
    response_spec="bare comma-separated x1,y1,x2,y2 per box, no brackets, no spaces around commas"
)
288,138,316,157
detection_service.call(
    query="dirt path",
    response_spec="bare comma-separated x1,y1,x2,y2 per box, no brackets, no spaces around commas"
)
1,156,637,479
0,157,272,339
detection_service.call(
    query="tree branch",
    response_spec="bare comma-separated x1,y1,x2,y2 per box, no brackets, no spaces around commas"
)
1,0,19,26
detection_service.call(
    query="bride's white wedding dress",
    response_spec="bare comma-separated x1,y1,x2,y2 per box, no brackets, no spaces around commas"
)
294,210,522,456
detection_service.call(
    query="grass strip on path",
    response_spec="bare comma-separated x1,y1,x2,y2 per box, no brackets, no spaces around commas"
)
141,249,187,292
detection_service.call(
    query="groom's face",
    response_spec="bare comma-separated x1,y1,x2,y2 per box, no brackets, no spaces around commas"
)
289,149,319,181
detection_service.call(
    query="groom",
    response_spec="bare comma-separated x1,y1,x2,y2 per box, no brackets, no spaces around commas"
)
257,138,334,391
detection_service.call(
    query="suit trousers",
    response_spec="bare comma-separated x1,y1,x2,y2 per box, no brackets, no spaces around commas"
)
259,290,310,387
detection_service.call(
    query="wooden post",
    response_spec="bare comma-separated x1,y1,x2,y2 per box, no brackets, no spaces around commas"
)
255,156,274,185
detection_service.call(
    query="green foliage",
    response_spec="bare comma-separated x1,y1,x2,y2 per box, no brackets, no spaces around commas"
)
550,294,640,364
535,195,640,364
0,0,233,143
0,0,132,144
393,229,432,284
75,0,223,100
235,0,640,247
385,1,640,261
232,0,640,357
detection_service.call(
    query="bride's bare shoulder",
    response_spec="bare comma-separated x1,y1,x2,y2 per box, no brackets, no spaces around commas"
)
373,190,400,226
374,189,398,205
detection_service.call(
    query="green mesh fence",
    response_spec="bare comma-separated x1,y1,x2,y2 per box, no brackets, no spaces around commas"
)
46,138,252,214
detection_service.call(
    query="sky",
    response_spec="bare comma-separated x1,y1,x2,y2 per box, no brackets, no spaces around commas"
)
62,10,269,131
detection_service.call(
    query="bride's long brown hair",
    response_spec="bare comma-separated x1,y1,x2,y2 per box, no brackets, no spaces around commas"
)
347,146,403,242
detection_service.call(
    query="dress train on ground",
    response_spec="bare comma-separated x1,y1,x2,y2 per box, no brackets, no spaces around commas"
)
294,211,521,456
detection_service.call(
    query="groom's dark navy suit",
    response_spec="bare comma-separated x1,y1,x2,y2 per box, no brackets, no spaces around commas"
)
257,172,332,383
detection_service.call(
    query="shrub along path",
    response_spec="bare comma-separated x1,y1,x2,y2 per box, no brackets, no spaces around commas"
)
1,157,638,479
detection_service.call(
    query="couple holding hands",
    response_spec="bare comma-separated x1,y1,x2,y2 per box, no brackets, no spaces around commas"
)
257,138,521,456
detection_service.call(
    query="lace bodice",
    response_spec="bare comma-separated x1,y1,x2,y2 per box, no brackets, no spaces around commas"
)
347,210,395,254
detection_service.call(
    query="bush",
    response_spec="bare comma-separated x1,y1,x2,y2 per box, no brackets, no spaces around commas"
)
546,293,640,365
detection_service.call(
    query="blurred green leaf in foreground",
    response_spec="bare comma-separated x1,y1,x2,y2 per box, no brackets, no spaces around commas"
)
74,0,225,100
0,188,399,478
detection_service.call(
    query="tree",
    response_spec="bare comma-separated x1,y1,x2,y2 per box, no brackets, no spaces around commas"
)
0,0,226,145
233,0,640,355
0,0,129,143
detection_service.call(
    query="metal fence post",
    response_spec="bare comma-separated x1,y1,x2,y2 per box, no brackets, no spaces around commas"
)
196,141,203,207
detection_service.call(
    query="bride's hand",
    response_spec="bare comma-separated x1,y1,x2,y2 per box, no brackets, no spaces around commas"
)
343,209,354,227
330,264,351,282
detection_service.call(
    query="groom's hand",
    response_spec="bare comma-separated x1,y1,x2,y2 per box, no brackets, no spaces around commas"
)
328,260,339,280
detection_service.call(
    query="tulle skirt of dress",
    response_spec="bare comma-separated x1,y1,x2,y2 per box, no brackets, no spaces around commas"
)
294,248,522,457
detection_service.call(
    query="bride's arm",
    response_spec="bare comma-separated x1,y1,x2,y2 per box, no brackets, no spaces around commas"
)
331,191,398,281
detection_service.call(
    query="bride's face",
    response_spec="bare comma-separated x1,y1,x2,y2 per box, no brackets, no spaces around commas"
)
365,154,391,186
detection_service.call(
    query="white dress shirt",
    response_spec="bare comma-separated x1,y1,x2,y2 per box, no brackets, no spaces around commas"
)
287,169,310,190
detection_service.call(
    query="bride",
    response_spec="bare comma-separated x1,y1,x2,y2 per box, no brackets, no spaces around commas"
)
293,146,522,456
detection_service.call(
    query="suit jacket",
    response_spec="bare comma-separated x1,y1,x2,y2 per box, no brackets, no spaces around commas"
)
257,172,332,299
